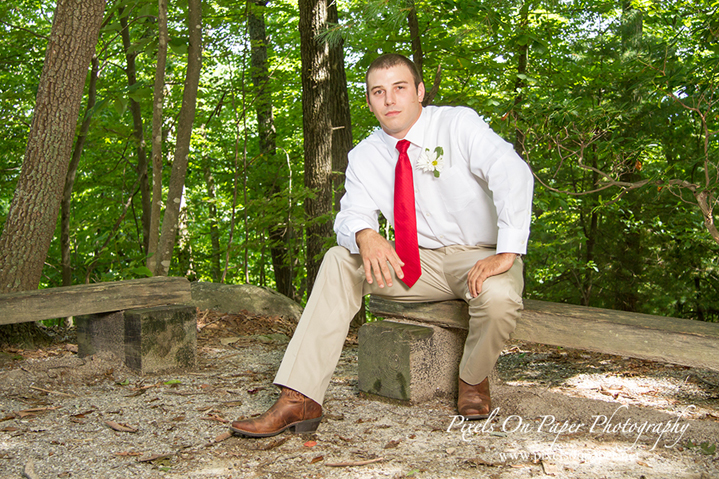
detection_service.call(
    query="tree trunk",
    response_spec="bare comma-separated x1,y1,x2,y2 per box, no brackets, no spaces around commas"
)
0,0,105,346
405,0,423,82
613,1,644,312
327,0,352,213
0,0,106,294
120,9,151,254
154,0,202,276
248,0,294,298
512,1,529,157
62,55,99,287
327,1,363,323
146,0,169,272
299,0,333,293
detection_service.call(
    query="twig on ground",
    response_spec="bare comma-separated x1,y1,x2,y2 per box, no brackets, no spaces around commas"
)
325,457,387,467
30,385,77,397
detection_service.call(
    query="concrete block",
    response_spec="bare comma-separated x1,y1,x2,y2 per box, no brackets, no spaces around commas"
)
77,305,197,374
358,320,467,402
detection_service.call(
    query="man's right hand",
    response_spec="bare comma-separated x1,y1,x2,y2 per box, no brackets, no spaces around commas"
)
356,229,405,288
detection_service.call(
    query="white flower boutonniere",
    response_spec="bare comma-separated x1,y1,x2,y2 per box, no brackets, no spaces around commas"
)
417,146,445,178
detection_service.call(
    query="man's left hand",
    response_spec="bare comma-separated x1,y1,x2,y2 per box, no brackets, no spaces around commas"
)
467,253,517,298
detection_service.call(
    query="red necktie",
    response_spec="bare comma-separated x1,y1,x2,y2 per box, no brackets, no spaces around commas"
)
394,139,422,287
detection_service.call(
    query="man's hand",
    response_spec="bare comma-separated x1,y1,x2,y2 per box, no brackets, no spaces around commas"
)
467,253,517,298
356,229,404,288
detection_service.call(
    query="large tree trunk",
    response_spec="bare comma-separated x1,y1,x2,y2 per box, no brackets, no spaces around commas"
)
0,0,106,346
405,0,423,82
61,55,100,286
511,1,529,158
146,0,169,272
299,0,333,293
120,9,151,254
0,0,106,294
613,1,644,312
326,1,364,325
248,0,294,298
154,0,202,276
327,0,352,212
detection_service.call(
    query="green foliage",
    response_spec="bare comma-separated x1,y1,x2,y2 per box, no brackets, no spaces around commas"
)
0,0,717,319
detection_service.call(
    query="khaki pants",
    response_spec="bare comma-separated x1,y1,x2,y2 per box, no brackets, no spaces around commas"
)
275,245,524,404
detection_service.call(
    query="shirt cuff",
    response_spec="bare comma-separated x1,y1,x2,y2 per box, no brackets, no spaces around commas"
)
496,228,529,255
336,218,377,254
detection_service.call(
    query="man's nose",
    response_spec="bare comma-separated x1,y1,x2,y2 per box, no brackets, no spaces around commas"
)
385,90,395,105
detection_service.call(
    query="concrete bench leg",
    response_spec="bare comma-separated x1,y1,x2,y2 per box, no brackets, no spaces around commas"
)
358,320,467,402
77,305,197,374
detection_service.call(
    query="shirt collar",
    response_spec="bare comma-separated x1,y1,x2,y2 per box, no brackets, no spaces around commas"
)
379,107,428,152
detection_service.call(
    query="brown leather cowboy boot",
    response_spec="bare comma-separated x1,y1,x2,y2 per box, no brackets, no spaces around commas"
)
229,387,323,438
457,377,491,420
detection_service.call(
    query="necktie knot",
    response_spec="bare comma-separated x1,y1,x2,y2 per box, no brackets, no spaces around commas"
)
396,139,410,155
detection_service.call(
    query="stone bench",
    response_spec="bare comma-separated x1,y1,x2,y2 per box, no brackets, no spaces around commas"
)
0,277,195,374
358,296,719,403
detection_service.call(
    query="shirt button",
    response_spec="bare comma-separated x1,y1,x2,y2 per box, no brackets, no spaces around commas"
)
425,213,431,217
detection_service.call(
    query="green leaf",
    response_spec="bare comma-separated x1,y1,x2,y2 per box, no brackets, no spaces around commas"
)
128,87,153,102
700,442,716,455
169,37,188,55
114,97,128,116
129,266,153,277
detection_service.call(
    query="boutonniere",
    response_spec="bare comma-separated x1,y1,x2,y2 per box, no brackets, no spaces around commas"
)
417,146,445,178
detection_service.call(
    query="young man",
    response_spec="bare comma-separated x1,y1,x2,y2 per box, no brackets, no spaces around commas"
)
230,53,533,438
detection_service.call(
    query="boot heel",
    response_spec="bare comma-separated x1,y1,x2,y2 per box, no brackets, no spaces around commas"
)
290,415,322,434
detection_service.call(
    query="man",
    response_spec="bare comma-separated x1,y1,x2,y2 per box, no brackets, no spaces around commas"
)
230,53,533,438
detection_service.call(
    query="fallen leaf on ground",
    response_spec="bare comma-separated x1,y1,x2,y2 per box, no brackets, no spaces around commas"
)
384,439,401,449
16,407,58,418
202,414,228,424
256,436,289,451
105,420,138,433
541,461,559,475
310,455,323,464
114,451,142,457
304,440,317,447
214,431,232,442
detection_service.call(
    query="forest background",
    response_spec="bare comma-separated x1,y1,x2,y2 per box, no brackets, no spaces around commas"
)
0,0,717,343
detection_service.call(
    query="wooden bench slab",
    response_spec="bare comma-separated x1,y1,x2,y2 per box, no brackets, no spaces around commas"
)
0,277,192,324
368,296,719,372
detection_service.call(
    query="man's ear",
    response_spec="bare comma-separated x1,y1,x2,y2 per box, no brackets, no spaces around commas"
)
417,82,426,103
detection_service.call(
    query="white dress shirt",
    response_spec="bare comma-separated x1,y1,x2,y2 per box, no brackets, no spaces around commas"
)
334,105,533,255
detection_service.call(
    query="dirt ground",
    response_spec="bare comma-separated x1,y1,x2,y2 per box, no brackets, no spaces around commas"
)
1,310,718,479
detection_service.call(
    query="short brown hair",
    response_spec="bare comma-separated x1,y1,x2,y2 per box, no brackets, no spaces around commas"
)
365,53,422,90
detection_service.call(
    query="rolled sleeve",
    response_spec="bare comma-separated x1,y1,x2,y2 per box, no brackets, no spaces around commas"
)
461,109,534,255
333,157,382,254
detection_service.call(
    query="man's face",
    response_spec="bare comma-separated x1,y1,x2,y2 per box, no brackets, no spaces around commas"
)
366,64,425,139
